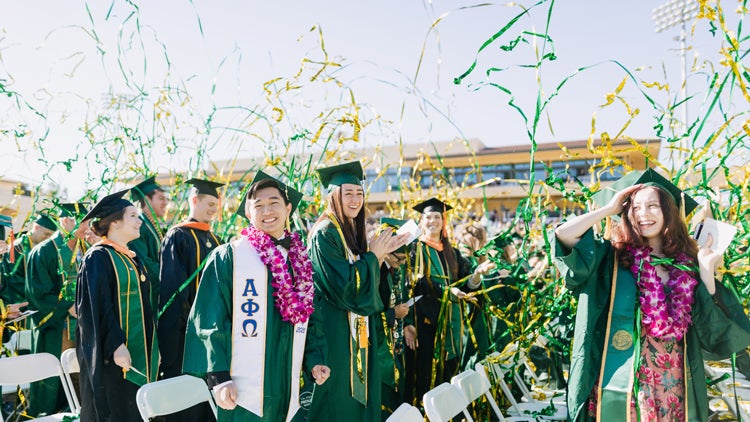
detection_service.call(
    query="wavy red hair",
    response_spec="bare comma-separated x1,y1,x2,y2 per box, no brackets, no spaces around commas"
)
611,185,698,268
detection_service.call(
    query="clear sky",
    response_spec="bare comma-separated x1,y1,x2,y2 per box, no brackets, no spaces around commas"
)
0,0,729,198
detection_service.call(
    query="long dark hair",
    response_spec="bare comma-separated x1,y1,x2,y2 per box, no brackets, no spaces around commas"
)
314,186,367,255
611,185,698,268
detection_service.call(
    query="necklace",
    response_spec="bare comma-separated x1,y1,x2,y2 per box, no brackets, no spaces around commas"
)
627,245,698,341
241,226,314,324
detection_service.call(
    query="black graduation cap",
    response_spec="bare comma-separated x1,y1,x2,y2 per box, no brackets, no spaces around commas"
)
413,197,453,214
130,175,164,201
186,178,224,198
236,171,304,221
35,214,58,231
82,189,133,222
316,161,365,188
591,168,698,216
59,203,89,218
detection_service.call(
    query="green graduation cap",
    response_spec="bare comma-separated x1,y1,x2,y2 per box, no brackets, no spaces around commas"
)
186,178,224,198
59,203,90,218
591,168,698,216
413,197,453,214
0,214,13,239
316,161,365,188
236,170,304,221
82,189,133,222
130,175,164,201
35,214,58,231
380,217,408,229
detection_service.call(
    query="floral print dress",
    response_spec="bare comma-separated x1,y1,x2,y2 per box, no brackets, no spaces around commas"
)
631,335,685,421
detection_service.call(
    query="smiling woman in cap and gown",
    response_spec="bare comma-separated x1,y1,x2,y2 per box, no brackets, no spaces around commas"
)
306,161,407,421
183,171,329,421
75,190,159,421
402,197,494,406
25,202,91,416
554,168,750,421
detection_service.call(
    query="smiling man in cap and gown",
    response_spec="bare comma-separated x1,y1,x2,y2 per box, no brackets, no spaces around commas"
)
129,175,169,311
158,177,223,421
183,171,329,421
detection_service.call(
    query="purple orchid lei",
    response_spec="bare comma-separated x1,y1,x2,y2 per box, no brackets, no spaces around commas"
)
241,226,314,324
627,245,698,341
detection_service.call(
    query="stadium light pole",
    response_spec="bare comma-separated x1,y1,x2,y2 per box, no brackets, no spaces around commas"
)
652,0,699,168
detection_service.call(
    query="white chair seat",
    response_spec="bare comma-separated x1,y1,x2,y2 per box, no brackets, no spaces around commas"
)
0,352,77,419
135,374,217,420
386,402,424,422
423,382,474,422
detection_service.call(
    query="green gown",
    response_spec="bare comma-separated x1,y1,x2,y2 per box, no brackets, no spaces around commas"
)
555,228,750,421
183,243,325,422
1,232,34,305
307,219,384,422
25,232,79,416
128,213,162,311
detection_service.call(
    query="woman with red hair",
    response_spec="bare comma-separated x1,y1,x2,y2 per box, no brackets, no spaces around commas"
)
555,169,750,421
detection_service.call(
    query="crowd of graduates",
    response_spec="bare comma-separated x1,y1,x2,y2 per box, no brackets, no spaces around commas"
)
3,162,748,422
0,161,565,422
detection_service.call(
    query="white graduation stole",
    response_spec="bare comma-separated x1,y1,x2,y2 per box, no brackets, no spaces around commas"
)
231,238,308,421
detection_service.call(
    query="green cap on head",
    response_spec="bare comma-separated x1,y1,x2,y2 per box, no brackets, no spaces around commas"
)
591,168,698,216
82,189,133,222
130,175,164,201
236,170,304,221
413,197,452,214
379,217,408,229
0,214,12,239
59,203,90,219
316,161,365,189
186,178,224,198
35,214,58,231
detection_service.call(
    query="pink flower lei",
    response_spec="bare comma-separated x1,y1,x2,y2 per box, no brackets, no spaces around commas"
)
627,245,698,341
241,226,314,324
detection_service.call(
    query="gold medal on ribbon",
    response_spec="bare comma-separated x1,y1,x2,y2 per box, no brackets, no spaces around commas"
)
612,330,633,351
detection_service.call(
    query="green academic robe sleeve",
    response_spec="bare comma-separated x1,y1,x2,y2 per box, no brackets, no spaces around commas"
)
26,236,74,327
308,221,383,316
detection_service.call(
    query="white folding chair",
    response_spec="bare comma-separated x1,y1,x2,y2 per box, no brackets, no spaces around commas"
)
59,348,81,415
477,361,568,420
3,329,32,353
0,352,78,421
135,374,217,421
451,369,535,422
422,382,474,422
385,402,424,422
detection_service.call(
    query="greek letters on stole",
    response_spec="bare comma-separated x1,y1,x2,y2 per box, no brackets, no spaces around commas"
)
231,238,307,421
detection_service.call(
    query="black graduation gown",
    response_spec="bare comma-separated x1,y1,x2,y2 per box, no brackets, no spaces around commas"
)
157,219,220,380
75,245,155,422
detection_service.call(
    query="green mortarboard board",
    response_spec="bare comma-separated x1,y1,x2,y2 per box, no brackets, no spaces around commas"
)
379,217,408,228
130,175,163,201
413,197,453,214
186,178,224,198
82,189,133,222
591,168,698,216
236,171,304,221
35,214,58,231
59,203,89,218
0,214,12,239
316,161,365,188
